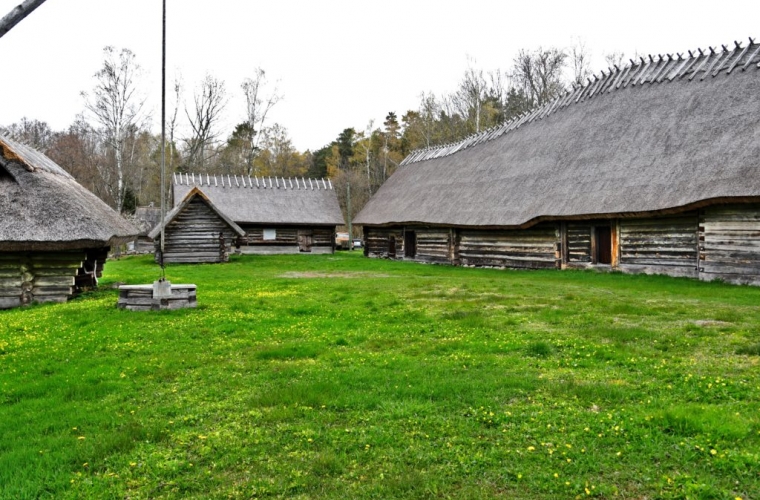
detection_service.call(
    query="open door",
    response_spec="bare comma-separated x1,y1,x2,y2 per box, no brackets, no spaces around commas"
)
388,235,396,258
404,230,417,258
595,226,612,264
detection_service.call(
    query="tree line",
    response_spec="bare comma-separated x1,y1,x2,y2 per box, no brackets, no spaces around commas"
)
1,40,622,226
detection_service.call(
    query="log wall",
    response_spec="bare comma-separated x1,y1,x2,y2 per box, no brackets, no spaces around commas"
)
458,224,558,269
239,225,335,254
161,198,238,263
617,213,698,278
364,227,404,258
360,204,760,286
0,249,106,309
411,228,451,264
700,204,760,285
567,223,592,264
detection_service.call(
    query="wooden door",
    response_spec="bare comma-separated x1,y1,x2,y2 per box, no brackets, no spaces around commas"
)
298,230,313,252
388,236,396,258
405,230,416,258
596,226,612,264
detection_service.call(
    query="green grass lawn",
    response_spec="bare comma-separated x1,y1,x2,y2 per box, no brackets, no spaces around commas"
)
1,253,759,499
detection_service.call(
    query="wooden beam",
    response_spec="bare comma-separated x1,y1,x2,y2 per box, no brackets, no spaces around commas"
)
0,0,47,39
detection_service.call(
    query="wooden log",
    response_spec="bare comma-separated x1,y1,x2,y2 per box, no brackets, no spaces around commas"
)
33,276,75,287
0,296,21,309
32,286,73,296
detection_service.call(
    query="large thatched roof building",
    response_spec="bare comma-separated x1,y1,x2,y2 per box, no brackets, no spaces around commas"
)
0,136,138,308
170,173,344,254
355,39,760,285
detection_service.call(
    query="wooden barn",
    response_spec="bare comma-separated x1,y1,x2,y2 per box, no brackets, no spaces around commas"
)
149,187,245,264
0,136,138,309
172,174,344,254
355,40,760,286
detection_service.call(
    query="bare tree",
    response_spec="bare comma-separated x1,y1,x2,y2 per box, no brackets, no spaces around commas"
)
185,74,227,171
453,57,488,133
82,46,146,212
510,47,568,108
415,91,439,148
604,51,626,70
241,68,282,175
570,38,592,88
168,73,183,173
0,117,53,151
0,0,47,39
356,120,375,190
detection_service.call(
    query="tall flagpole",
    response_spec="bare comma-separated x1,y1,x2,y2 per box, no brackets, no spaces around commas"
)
159,0,167,278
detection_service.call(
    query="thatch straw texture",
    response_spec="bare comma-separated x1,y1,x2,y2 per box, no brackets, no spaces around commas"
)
172,174,344,226
0,136,138,251
355,40,760,228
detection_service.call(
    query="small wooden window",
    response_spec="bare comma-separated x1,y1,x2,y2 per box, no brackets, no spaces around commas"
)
388,236,397,258
263,229,276,241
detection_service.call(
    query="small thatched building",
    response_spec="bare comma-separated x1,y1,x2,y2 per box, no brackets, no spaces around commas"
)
355,40,760,285
149,187,245,264
172,174,344,254
132,205,162,253
0,136,138,308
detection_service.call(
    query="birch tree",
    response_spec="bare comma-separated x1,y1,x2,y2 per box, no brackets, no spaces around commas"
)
82,46,146,213
241,68,282,175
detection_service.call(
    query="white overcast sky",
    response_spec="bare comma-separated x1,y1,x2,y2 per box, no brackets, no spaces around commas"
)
1,0,758,151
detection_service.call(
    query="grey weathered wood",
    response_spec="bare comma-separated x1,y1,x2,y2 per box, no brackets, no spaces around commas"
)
727,44,749,74
742,44,760,71
0,0,46,38
117,284,197,311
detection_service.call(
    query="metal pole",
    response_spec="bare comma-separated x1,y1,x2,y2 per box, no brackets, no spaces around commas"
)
347,182,352,250
159,0,167,277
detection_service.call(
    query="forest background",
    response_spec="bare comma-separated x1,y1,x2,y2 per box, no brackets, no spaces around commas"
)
1,40,623,228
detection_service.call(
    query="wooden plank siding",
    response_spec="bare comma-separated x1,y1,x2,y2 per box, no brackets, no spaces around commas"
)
566,223,592,265
700,204,760,285
360,204,760,286
458,224,558,269
0,250,105,309
161,198,238,264
409,228,451,264
239,225,335,254
364,227,404,258
617,213,699,278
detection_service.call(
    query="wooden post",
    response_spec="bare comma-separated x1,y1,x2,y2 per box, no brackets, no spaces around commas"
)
611,219,620,268
0,0,47,39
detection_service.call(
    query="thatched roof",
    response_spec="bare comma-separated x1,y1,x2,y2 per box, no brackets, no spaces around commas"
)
149,187,245,239
0,136,138,251
355,39,760,228
172,173,344,226
134,206,162,237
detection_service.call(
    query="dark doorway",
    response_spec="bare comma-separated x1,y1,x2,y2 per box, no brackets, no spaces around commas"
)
404,231,417,258
388,236,396,258
595,226,612,264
